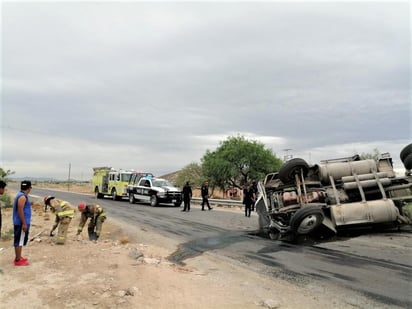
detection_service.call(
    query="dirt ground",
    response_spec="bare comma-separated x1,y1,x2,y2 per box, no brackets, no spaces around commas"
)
0,188,382,309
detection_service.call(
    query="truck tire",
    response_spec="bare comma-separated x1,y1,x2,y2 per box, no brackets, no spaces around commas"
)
290,205,324,235
403,153,412,170
150,195,158,207
129,193,136,204
400,143,412,163
278,158,309,184
174,201,182,207
95,187,103,199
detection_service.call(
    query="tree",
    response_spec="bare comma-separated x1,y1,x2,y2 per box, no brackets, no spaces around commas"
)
175,162,204,189
0,167,14,209
0,167,15,180
201,135,282,192
360,148,381,161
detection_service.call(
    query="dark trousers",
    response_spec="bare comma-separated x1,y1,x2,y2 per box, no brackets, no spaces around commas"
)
183,198,190,211
201,197,211,210
245,203,252,217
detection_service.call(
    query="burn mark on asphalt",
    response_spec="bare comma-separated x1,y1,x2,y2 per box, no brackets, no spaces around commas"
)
361,290,411,308
167,231,251,266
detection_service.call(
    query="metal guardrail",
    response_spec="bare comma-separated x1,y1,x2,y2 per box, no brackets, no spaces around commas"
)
191,197,243,207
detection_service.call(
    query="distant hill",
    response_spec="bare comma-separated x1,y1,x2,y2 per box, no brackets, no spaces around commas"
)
159,171,179,183
9,177,88,183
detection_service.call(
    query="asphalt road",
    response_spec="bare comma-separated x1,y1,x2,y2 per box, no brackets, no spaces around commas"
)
25,187,412,308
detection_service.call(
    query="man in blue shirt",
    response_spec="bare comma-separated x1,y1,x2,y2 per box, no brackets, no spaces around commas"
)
0,180,6,237
13,180,32,266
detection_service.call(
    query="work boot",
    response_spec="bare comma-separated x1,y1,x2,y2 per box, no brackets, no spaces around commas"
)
88,228,95,240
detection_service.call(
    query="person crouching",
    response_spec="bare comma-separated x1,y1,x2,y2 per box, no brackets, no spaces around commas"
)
44,196,75,245
76,203,106,241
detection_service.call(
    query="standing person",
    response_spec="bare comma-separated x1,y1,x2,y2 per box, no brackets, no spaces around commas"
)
76,203,106,241
251,181,258,211
0,180,6,237
201,181,212,211
44,196,75,245
243,182,256,217
13,180,32,266
181,181,192,212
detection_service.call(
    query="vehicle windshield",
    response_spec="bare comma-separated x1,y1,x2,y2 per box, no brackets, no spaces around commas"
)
121,173,132,182
152,179,173,187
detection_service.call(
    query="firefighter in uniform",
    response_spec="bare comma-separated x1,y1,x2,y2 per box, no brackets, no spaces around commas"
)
44,196,76,245
76,203,106,241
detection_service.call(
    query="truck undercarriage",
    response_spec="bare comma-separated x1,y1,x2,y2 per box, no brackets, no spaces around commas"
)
256,144,412,242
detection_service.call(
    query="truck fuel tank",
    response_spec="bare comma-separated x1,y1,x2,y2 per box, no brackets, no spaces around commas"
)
330,199,399,226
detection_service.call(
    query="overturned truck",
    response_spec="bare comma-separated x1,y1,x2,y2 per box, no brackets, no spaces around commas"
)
256,143,412,242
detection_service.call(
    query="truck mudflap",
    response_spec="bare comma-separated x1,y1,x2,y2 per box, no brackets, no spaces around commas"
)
330,199,399,226
255,195,271,234
321,216,337,234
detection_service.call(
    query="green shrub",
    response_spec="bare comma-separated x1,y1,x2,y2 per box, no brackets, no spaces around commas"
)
0,228,14,241
0,192,12,209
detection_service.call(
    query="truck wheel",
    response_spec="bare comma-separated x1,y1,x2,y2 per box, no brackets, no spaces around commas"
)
174,201,182,207
95,187,103,199
278,158,309,184
150,195,158,207
112,189,118,201
403,153,412,170
290,205,324,235
129,194,135,204
400,143,412,163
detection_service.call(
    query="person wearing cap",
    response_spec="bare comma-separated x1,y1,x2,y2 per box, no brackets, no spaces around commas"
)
13,180,33,266
242,182,256,218
181,181,192,212
201,181,212,211
0,180,7,237
76,203,107,241
44,196,76,245
251,181,258,211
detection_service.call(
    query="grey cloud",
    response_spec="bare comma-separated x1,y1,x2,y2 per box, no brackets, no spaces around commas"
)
2,1,410,179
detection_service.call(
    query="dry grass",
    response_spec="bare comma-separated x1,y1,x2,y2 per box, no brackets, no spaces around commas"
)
119,236,130,245
34,182,92,194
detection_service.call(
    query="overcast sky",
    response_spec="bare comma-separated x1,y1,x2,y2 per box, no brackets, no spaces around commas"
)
1,1,411,180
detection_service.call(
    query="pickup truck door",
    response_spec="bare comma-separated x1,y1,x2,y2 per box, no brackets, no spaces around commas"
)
136,179,151,202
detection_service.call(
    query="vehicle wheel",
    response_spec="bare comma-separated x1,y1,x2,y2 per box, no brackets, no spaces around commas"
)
290,205,324,235
112,189,118,201
278,158,309,184
174,201,182,207
400,143,412,162
129,194,135,204
95,187,103,199
403,153,412,170
150,195,158,207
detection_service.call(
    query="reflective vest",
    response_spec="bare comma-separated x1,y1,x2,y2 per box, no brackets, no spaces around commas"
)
78,204,106,232
55,201,75,218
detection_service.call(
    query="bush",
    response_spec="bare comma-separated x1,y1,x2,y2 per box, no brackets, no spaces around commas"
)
0,193,12,209
1,228,14,241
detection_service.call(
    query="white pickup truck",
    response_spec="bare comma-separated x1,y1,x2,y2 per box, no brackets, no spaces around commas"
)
127,175,182,207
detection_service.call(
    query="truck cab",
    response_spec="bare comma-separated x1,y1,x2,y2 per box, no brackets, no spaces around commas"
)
92,167,133,200
128,175,182,207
